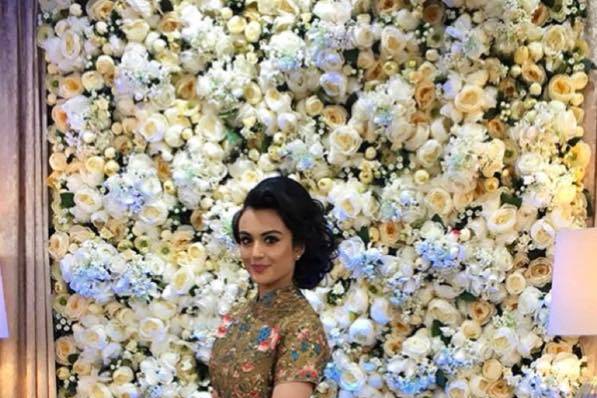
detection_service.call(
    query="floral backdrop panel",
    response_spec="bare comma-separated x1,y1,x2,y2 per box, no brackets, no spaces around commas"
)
38,0,594,397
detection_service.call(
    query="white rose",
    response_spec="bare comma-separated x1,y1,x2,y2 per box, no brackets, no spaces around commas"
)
170,267,195,294
328,125,362,161
552,352,581,379
491,327,518,355
402,329,431,358
139,317,167,342
469,375,490,397
196,113,225,142
447,379,470,398
353,24,376,49
416,139,443,167
89,383,112,398
345,285,369,314
74,187,103,213
320,71,347,98
517,331,542,357
339,362,366,392
529,219,555,249
553,108,579,141
313,0,352,24
518,286,542,315
264,88,292,113
74,324,108,350
515,153,541,178
370,297,392,325
486,205,517,236
164,125,184,148
149,300,177,320
349,317,376,346
140,113,168,143
427,298,462,327
139,201,169,225
380,26,407,58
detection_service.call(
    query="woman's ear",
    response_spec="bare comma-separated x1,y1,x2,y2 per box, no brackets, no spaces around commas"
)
294,244,305,260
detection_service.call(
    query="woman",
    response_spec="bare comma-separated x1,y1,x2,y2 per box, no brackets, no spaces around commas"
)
208,176,336,398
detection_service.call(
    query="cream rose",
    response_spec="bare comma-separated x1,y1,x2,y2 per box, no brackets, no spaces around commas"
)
49,231,70,259
552,352,581,379
542,25,572,56
402,328,431,358
112,366,134,385
81,71,104,92
65,294,90,320
529,219,555,248
548,74,574,102
89,383,112,398
486,205,517,236
139,113,168,143
74,187,103,214
454,85,485,114
505,272,526,295
170,267,195,294
59,74,84,98
55,336,78,365
424,188,453,216
427,298,461,327
381,26,407,58
328,125,362,164
122,19,150,42
524,257,552,287
86,0,114,20
320,71,347,98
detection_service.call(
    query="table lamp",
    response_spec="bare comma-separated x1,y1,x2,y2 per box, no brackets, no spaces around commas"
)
548,228,597,397
0,267,7,338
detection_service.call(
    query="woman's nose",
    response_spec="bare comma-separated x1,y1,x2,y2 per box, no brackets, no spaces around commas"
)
251,241,265,258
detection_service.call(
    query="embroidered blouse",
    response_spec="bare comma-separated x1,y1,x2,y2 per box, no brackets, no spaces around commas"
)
208,283,331,398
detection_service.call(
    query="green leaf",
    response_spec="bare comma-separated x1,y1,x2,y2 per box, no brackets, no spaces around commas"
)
431,319,444,337
344,49,359,66
356,226,369,245
226,129,243,147
458,291,478,302
67,353,79,364
60,192,75,208
431,214,445,229
436,369,447,389
500,192,522,208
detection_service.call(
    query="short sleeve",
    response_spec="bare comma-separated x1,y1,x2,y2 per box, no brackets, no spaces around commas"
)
273,316,331,386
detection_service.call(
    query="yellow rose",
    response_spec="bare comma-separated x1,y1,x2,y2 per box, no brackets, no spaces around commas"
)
374,0,404,15
454,85,485,114
422,2,444,25
524,257,552,287
122,19,150,42
521,62,546,84
58,74,83,98
379,221,401,245
55,336,77,365
86,0,114,20
158,12,181,34
175,75,197,100
570,71,588,90
469,300,494,325
51,105,69,132
415,80,436,110
548,74,574,102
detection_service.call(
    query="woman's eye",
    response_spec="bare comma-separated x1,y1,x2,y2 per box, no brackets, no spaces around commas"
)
240,237,251,245
264,236,278,244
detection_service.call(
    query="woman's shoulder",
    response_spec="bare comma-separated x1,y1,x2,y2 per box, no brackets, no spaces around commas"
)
280,292,326,331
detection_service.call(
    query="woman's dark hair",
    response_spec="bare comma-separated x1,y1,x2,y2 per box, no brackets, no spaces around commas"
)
232,176,336,289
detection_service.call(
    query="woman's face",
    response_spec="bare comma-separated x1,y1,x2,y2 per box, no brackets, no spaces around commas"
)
237,208,304,295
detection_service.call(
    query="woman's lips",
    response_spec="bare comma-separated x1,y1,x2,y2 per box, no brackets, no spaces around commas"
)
250,264,269,273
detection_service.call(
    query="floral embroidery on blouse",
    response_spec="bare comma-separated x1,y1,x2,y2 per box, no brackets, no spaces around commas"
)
208,283,331,398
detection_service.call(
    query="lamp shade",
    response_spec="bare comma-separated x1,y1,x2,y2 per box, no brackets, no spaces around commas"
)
0,267,7,338
548,228,597,336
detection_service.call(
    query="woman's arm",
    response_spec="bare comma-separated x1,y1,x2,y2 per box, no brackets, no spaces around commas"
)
272,381,313,398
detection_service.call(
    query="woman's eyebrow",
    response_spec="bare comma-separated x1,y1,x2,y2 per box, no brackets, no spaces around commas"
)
238,230,282,236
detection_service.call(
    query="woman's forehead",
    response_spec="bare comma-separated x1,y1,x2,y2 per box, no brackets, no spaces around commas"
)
238,208,289,233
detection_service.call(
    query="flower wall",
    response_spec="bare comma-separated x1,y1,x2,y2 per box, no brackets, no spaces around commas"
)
39,0,594,397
